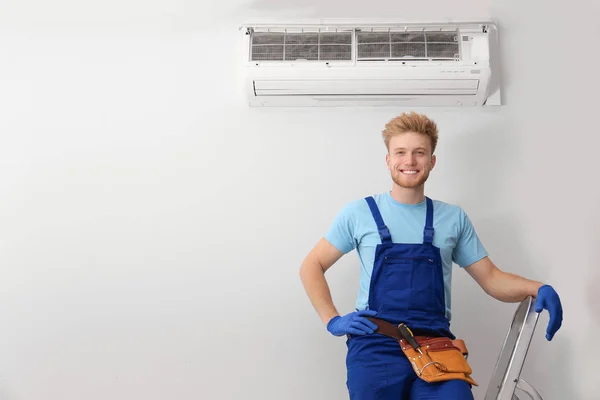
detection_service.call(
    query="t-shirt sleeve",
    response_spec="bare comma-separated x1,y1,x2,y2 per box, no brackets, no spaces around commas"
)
452,208,489,268
324,202,358,254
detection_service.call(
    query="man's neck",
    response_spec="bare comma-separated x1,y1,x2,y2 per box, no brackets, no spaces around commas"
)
390,185,426,205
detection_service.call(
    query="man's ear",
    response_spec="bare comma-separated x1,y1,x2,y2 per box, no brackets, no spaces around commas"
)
385,153,391,170
430,154,437,170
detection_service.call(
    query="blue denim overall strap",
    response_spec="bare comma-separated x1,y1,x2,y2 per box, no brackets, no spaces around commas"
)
364,196,452,338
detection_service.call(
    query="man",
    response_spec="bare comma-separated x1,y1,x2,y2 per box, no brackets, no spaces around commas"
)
299,112,563,400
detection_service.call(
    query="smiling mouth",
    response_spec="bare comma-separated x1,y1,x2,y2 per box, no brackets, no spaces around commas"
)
400,170,419,175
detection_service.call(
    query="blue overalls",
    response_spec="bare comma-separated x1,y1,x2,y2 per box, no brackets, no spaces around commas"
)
345,196,473,400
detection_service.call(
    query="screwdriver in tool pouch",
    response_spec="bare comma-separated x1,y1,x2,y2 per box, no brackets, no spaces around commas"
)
398,323,423,354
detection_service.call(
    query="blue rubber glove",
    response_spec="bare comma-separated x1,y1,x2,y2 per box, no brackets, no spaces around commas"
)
535,285,563,341
327,310,379,336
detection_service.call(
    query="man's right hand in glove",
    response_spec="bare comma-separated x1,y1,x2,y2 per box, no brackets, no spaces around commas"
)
326,309,379,336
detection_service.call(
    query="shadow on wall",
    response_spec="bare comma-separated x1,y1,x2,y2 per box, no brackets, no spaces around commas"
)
487,21,504,106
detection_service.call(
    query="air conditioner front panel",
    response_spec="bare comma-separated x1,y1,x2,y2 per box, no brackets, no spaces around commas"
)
254,79,479,96
241,21,499,107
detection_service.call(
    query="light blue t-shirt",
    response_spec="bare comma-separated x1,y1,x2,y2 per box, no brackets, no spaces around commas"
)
325,192,488,321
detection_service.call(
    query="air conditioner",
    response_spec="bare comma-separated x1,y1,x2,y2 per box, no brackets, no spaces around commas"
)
240,21,500,107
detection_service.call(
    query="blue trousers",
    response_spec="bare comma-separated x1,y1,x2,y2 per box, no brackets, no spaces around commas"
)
346,335,474,400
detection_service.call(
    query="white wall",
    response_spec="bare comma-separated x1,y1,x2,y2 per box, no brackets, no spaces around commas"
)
0,0,598,399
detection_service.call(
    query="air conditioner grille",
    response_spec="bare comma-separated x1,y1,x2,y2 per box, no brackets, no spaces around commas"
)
357,31,459,61
251,32,352,61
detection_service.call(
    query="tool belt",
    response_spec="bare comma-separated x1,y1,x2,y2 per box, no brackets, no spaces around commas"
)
367,317,478,386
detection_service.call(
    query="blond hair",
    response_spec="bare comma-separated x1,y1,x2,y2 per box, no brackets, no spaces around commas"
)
382,112,439,154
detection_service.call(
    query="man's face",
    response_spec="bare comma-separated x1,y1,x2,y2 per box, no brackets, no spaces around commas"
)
386,132,436,189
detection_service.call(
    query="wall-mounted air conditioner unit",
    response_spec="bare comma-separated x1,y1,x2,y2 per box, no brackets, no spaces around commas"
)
239,20,500,107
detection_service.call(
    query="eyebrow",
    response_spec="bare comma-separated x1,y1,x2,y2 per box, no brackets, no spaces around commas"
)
392,147,427,151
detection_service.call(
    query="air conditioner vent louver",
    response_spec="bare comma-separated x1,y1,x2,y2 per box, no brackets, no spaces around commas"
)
251,32,352,61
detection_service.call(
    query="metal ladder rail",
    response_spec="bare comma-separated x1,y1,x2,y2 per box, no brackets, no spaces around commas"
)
484,296,544,400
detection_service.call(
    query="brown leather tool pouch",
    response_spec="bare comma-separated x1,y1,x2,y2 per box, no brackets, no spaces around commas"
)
399,336,478,386
366,317,478,386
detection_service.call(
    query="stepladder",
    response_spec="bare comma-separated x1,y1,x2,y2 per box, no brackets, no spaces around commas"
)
484,296,544,400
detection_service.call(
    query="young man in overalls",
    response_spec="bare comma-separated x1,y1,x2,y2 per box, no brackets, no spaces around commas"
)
299,112,563,399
